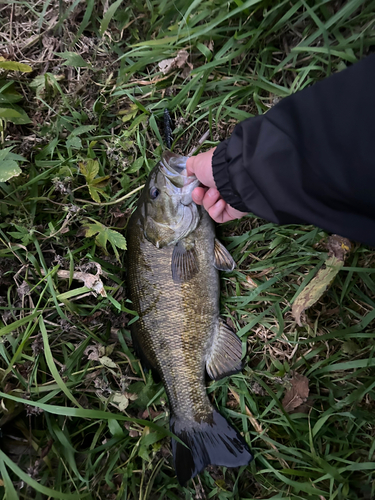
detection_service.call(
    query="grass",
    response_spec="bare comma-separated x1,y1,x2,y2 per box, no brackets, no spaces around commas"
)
0,0,375,499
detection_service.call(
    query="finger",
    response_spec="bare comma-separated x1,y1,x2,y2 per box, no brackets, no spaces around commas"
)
201,188,221,212
208,198,227,223
192,186,207,205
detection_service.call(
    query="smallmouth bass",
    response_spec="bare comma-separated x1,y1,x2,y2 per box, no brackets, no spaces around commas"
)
126,151,252,484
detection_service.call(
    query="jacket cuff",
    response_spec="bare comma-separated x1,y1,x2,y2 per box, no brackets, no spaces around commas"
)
212,140,249,212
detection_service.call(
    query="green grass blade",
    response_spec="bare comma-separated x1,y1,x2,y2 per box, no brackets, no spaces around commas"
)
39,316,82,408
0,457,19,500
0,450,85,499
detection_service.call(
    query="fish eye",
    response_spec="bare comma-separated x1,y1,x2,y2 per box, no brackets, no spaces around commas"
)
150,186,159,200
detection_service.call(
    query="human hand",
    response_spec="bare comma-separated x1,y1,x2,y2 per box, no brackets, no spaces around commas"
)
186,148,248,223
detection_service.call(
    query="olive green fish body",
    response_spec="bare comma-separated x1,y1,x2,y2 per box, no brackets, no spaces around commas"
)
127,208,218,422
126,152,252,484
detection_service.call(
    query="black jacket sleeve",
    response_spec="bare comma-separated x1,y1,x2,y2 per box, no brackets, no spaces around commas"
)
212,54,375,246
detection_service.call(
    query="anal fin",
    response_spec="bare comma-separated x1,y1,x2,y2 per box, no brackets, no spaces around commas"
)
214,238,236,271
206,319,243,380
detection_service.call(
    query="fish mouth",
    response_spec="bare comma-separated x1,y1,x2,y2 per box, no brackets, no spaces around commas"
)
160,152,200,208
161,151,188,175
160,151,199,190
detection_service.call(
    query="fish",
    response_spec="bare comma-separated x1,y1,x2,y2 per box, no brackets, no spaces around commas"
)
126,151,252,484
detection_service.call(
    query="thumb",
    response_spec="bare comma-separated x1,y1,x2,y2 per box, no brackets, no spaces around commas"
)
186,148,216,188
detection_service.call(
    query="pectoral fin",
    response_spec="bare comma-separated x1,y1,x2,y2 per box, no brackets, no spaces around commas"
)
172,241,199,283
214,239,236,271
206,319,243,380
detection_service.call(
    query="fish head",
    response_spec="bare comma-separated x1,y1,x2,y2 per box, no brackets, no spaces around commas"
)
139,151,201,248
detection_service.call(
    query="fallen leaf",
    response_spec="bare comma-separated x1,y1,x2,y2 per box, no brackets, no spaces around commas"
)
105,344,116,357
140,407,162,420
111,392,129,412
44,264,107,297
17,280,30,299
292,255,343,325
0,159,22,182
158,50,193,76
292,234,351,326
282,373,310,413
84,345,99,361
0,58,32,72
342,340,359,355
246,275,258,288
327,234,351,260
99,356,117,368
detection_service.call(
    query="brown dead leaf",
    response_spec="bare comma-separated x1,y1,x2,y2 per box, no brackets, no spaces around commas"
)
204,40,214,52
282,373,310,413
158,49,193,76
129,429,140,438
327,234,351,260
17,280,30,299
140,407,162,420
292,234,351,325
84,345,99,361
292,254,343,325
292,235,351,326
245,275,258,288
42,262,107,297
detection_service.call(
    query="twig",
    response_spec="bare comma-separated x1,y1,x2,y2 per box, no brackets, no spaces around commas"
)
9,4,13,42
188,130,210,156
75,184,144,206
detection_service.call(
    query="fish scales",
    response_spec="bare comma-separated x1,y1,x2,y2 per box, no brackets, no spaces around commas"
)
126,151,252,484
128,209,218,420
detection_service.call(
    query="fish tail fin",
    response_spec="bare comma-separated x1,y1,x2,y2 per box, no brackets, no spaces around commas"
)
170,410,252,485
